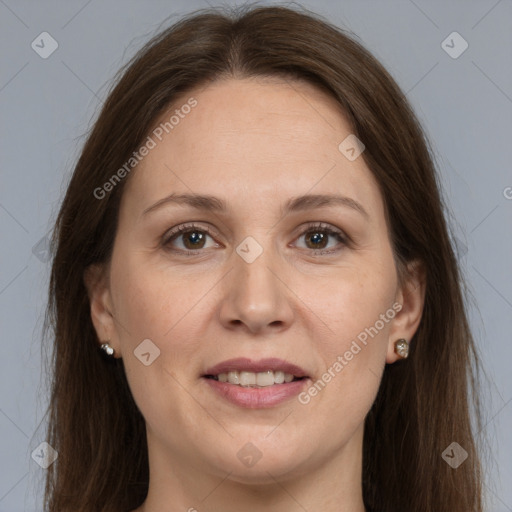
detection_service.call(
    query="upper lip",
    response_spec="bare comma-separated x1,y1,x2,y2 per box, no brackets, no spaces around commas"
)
204,357,309,378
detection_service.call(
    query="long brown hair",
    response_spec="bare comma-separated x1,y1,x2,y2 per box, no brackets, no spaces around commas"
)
43,4,486,511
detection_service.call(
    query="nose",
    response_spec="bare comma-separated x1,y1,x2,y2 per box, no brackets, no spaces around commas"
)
218,246,295,335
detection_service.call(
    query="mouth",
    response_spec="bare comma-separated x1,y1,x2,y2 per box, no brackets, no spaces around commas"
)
203,357,309,384
202,358,310,408
204,370,307,387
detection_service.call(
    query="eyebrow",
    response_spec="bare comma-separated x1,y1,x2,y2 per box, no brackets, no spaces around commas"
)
141,192,369,219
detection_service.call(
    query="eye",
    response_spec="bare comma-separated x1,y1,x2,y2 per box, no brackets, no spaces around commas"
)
162,221,348,256
162,223,219,254
293,222,348,254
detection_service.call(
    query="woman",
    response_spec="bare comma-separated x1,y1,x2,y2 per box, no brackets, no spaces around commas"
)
43,4,485,511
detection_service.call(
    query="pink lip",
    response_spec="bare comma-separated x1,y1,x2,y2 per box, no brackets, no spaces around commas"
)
203,357,309,378
203,378,310,408
202,357,310,409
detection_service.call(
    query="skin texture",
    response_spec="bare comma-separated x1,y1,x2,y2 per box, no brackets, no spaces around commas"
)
85,77,425,512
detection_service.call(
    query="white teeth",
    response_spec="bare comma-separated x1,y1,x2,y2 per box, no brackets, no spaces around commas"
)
256,370,274,387
274,370,285,384
215,370,298,387
239,371,256,386
227,371,240,385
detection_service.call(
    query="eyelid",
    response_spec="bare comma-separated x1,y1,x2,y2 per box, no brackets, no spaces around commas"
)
292,222,350,253
161,222,220,247
294,221,348,241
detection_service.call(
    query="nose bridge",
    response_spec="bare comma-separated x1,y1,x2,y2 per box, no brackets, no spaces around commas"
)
235,235,280,310
219,233,294,333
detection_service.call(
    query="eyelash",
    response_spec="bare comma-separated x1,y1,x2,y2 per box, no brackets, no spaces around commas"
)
161,222,349,256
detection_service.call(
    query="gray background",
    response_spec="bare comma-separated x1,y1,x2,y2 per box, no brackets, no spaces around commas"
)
0,0,511,510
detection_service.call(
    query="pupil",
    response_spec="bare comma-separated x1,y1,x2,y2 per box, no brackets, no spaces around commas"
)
186,231,204,248
308,232,326,249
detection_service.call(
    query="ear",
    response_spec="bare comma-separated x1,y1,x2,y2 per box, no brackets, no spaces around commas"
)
386,259,426,363
83,263,122,358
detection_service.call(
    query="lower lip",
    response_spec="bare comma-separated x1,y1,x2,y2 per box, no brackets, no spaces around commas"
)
202,377,309,408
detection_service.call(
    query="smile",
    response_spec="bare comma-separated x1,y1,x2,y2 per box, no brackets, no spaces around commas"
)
202,358,311,408
205,370,305,387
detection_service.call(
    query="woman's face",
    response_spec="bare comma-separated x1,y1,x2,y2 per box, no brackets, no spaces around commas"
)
88,77,423,488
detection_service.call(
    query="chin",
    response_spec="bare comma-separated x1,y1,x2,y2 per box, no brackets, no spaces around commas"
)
201,434,313,484
215,457,306,486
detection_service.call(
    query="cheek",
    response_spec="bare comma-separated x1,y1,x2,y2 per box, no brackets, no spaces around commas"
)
110,255,217,398
111,261,204,426
299,253,396,406
110,253,202,342
307,261,396,349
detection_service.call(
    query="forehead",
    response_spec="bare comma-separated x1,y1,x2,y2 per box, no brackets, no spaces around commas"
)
121,77,383,220
163,76,349,159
